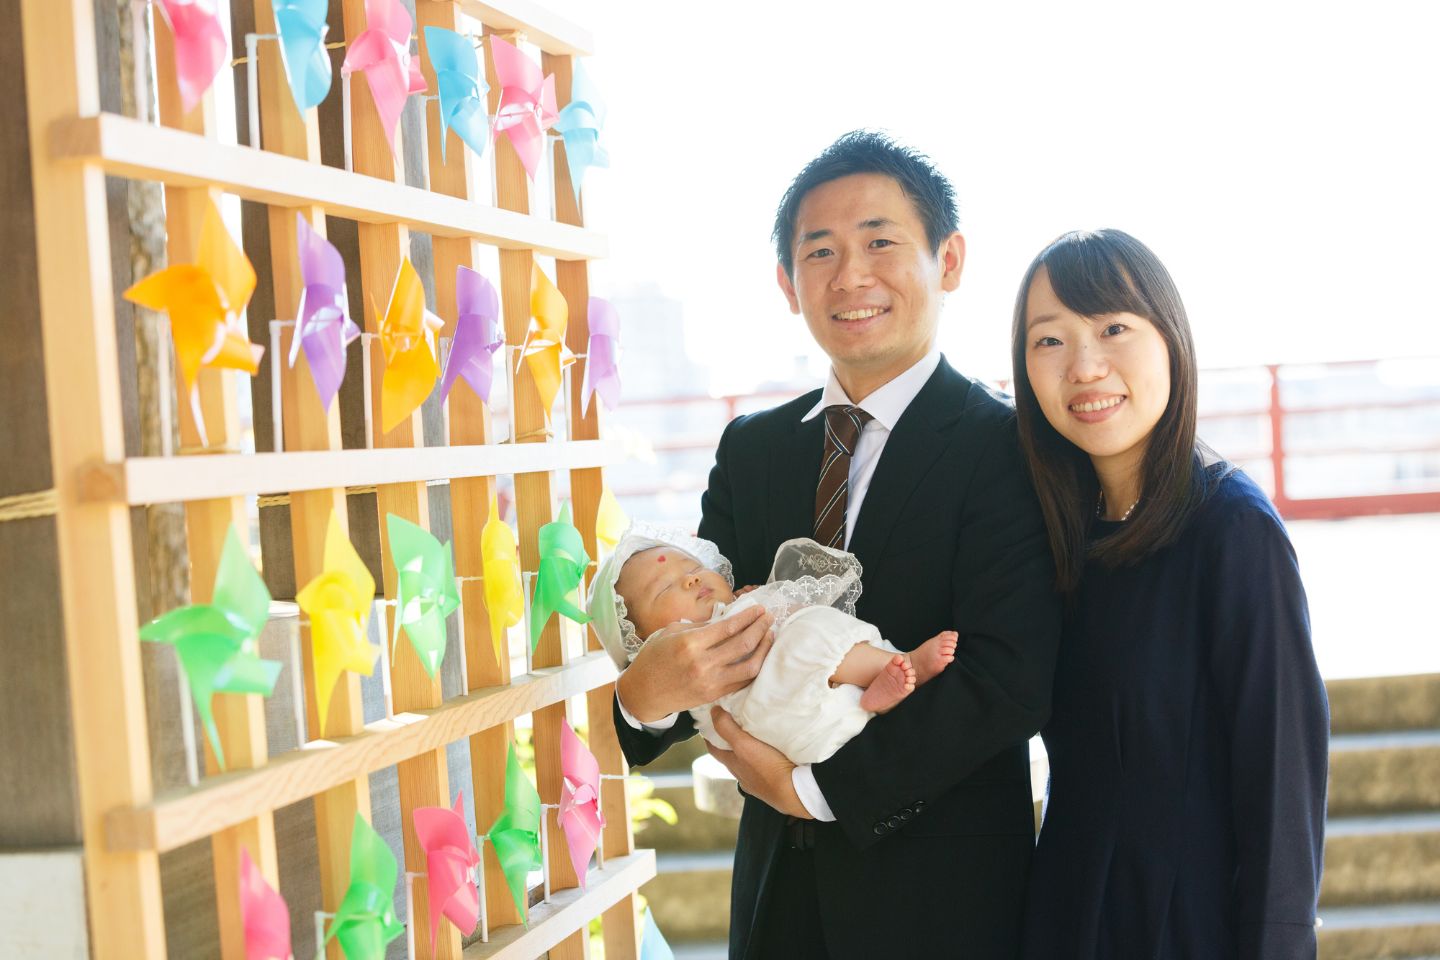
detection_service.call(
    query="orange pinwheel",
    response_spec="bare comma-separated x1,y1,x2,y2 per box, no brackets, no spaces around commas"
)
517,263,575,421
124,200,263,445
376,258,442,434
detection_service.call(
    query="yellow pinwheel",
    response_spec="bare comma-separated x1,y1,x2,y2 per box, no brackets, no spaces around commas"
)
595,485,628,555
517,262,575,421
295,512,378,735
123,200,263,445
378,258,442,434
480,492,524,666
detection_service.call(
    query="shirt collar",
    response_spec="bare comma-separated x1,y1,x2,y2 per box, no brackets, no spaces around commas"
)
802,350,942,430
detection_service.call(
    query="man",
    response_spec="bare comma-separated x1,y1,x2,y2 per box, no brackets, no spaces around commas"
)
613,131,1060,959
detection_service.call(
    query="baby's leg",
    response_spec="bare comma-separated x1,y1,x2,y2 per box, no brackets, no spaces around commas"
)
831,643,916,714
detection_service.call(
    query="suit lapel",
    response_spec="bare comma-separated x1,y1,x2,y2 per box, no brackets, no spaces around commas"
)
847,359,973,568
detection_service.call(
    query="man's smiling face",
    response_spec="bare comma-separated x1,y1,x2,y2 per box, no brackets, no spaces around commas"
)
778,172,965,400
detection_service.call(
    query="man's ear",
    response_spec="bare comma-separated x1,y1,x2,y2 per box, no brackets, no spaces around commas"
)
940,232,966,293
776,261,802,315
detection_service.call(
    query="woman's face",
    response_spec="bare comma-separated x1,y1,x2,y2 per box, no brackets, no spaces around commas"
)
615,547,736,639
1023,266,1171,478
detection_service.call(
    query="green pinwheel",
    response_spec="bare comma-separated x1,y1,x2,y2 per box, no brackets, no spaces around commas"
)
139,526,280,771
488,741,543,921
319,814,404,960
529,502,592,651
386,513,460,679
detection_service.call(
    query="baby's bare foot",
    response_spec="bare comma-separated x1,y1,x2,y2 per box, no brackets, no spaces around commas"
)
859,655,917,714
913,631,958,685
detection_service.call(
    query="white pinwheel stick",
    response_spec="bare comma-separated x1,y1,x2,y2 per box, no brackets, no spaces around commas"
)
474,833,490,943
269,320,287,452
538,803,560,902
173,650,200,788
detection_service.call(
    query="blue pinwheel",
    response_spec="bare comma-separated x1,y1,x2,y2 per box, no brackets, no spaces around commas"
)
553,60,608,202
272,0,333,112
423,26,490,162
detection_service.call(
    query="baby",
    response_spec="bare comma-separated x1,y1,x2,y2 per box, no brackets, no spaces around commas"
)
588,525,957,765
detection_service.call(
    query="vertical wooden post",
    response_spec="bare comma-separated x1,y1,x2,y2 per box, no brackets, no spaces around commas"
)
480,25,585,957
151,13,280,959
19,0,166,955
546,49,642,960
340,3,461,957
414,0,523,932
250,5,373,958
1268,363,1289,509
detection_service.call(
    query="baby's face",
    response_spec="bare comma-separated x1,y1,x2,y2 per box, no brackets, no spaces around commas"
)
615,547,736,639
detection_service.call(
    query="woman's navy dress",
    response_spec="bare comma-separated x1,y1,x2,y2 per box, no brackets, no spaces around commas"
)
1021,469,1329,959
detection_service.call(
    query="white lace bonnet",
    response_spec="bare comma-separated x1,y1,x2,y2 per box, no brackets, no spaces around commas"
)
586,521,735,670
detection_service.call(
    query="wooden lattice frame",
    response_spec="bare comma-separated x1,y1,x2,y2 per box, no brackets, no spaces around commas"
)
20,1,650,958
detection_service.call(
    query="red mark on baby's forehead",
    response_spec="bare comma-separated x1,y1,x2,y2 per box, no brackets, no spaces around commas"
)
655,555,666,563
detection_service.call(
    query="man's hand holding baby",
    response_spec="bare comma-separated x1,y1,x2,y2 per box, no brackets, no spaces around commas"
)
616,605,775,722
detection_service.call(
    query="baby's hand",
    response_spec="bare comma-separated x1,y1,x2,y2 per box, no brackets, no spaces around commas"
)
735,584,761,596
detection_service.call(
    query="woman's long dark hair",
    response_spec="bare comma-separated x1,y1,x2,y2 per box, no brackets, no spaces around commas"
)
1010,229,1211,592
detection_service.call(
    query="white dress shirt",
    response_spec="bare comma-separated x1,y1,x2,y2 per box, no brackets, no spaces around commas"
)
618,349,943,822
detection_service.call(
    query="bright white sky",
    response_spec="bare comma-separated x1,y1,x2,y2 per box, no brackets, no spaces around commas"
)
554,0,1440,392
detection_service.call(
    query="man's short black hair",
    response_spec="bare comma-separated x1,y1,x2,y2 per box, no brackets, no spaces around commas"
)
772,130,960,278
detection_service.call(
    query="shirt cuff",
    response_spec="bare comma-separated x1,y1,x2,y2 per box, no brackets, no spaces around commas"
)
792,765,836,822
615,686,679,734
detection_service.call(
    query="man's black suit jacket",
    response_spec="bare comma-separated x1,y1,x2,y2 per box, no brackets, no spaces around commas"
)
613,358,1061,959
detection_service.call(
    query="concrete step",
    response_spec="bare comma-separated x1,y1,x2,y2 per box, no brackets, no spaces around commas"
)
672,943,729,960
1322,812,1440,907
641,850,733,943
632,732,709,773
1318,901,1440,960
1329,730,1440,817
638,771,740,853
1327,674,1440,735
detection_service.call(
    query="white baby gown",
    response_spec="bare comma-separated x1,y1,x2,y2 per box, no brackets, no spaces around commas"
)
685,541,901,765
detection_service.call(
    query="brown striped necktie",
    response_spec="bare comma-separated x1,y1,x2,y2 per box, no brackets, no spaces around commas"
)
814,404,873,550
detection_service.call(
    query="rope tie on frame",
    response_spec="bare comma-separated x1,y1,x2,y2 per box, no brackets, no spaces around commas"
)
0,489,58,522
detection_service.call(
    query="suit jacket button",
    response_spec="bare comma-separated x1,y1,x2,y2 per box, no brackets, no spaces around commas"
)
899,809,912,821
887,816,901,829
914,800,926,812
873,823,886,835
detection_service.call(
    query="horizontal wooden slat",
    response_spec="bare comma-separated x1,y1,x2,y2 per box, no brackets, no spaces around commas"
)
49,114,607,260
466,851,656,959
79,439,624,505
105,652,617,853
459,0,594,56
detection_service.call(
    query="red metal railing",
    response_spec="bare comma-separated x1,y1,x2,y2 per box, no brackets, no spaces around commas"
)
606,358,1440,522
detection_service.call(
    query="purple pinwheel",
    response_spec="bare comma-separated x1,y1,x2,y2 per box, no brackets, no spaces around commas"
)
580,297,621,416
289,213,360,411
437,266,503,405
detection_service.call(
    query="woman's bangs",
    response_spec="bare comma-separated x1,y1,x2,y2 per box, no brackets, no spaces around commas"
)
1041,237,1153,322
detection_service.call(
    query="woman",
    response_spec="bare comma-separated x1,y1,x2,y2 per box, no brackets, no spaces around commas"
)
1012,229,1329,959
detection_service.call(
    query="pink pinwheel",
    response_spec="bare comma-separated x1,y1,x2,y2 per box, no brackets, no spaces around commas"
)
341,0,427,154
489,35,558,179
580,297,621,416
155,0,228,114
413,793,480,950
240,848,292,960
437,266,503,405
289,214,360,411
558,720,606,888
